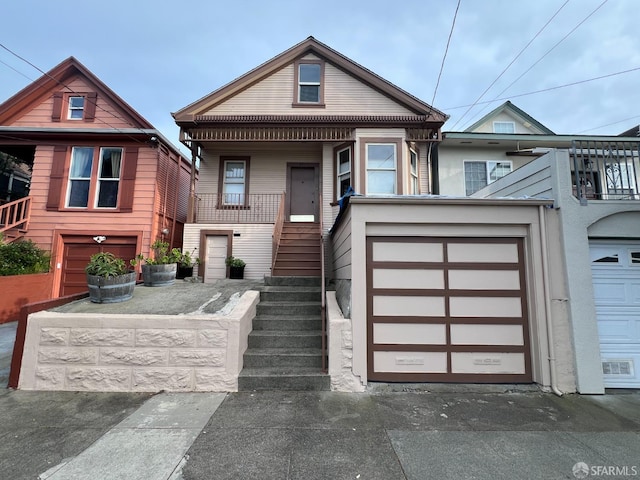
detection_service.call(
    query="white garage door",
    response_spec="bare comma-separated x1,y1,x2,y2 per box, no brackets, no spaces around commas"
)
590,241,640,388
367,237,532,383
205,236,228,281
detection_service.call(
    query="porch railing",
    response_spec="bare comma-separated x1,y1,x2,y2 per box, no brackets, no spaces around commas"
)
0,196,31,237
194,193,282,224
571,140,640,202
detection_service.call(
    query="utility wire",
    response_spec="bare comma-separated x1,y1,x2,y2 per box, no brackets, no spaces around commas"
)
449,0,572,130
0,43,150,144
577,115,640,134
443,65,640,110
430,0,461,111
457,0,608,130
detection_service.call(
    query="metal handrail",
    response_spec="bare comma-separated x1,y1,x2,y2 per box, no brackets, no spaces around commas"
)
319,190,327,373
271,192,286,272
0,196,31,235
194,193,282,224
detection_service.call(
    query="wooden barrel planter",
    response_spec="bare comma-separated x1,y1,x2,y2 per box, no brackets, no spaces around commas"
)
86,272,136,303
142,264,177,286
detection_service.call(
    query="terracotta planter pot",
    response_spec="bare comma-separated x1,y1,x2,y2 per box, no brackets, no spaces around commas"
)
141,264,177,286
86,272,136,303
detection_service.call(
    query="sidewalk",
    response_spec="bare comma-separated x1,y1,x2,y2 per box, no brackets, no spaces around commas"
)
1,386,638,480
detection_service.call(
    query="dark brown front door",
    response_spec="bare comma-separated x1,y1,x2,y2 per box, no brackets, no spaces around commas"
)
60,236,138,296
287,164,319,222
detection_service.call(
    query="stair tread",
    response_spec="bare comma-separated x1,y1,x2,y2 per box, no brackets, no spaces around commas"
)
239,367,328,377
250,330,322,336
254,315,321,320
244,348,323,355
259,301,321,306
261,286,321,292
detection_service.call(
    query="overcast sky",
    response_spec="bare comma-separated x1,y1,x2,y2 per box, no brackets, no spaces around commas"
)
1,0,639,151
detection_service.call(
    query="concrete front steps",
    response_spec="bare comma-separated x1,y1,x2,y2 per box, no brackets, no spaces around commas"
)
238,276,329,391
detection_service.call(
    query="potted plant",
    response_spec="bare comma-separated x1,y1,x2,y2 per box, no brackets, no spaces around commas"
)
177,248,200,279
131,239,181,286
226,255,246,279
85,252,136,303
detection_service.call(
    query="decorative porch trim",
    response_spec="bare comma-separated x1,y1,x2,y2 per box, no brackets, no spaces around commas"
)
186,126,355,142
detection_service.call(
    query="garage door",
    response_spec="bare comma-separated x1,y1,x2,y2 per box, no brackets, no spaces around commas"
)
367,237,532,383
590,241,640,388
60,236,138,297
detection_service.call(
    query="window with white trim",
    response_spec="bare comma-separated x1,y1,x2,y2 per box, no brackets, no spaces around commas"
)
336,146,351,199
464,160,512,195
298,63,321,103
223,160,246,205
67,146,122,208
68,96,85,120
493,121,515,134
410,149,419,194
366,143,396,194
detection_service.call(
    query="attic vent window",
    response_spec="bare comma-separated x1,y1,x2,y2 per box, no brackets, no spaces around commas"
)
68,96,85,120
293,60,324,107
493,121,515,134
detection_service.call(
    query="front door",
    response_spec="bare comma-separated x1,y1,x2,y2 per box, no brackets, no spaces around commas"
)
287,164,319,222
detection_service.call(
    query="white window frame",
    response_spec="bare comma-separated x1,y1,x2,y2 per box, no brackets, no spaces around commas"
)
336,146,351,199
68,96,85,120
222,159,246,205
493,121,515,134
463,160,512,196
298,63,321,103
366,143,397,195
410,148,419,195
95,147,122,209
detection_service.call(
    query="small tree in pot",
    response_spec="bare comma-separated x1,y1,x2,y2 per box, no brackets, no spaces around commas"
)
131,239,181,286
86,252,136,303
177,248,201,279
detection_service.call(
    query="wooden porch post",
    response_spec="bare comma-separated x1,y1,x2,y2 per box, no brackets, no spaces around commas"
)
188,143,198,223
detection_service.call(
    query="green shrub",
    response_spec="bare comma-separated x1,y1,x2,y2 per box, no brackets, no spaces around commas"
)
85,252,129,277
0,239,51,276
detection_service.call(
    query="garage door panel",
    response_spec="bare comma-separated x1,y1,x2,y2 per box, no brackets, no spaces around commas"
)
367,237,531,383
451,324,524,346
373,323,446,345
449,297,522,318
373,295,445,317
373,268,444,289
449,269,520,290
451,352,526,374
590,240,640,388
373,351,448,373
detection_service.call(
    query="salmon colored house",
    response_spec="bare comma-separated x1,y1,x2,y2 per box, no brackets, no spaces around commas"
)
0,57,193,299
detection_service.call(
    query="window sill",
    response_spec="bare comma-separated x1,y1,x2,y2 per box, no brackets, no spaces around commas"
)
291,102,326,108
216,205,250,210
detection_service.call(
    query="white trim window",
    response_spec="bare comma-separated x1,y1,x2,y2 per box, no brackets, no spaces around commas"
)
96,148,122,208
493,121,515,134
464,160,512,195
67,146,122,208
336,146,351,198
366,143,396,194
410,148,419,195
68,96,85,120
223,160,246,205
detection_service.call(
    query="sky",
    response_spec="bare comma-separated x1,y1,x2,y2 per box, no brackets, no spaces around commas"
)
1,0,639,153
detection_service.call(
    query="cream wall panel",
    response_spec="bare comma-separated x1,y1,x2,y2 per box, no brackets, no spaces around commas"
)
449,270,520,290
373,323,446,345
451,324,524,345
373,295,445,317
448,243,518,263
374,351,447,373
205,60,415,116
373,269,444,289
449,296,522,317
451,352,525,374
373,242,443,262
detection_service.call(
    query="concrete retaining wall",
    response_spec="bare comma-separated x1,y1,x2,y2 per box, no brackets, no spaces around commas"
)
327,291,364,392
18,291,259,392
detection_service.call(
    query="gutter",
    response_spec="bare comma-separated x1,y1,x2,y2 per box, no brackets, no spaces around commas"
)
539,204,563,397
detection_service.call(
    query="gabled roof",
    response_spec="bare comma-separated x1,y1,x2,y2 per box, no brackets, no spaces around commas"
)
172,36,448,124
619,124,640,137
0,56,153,129
462,101,555,135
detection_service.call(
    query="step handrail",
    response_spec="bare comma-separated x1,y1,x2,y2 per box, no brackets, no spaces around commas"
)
271,192,286,273
319,190,327,373
0,196,31,236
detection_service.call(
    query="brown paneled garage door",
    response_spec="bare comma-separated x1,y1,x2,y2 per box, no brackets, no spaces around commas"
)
60,235,138,297
367,237,532,383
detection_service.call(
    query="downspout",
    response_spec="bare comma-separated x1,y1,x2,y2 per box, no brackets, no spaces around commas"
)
539,204,563,397
430,141,440,195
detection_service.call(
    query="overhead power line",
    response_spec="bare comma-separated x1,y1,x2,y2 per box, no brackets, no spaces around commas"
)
577,115,640,134
458,0,609,130
430,0,461,109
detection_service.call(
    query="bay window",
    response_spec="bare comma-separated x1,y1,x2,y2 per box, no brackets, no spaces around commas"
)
366,143,396,194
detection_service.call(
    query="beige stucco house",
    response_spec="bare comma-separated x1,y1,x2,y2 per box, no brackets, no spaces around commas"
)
438,102,640,393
